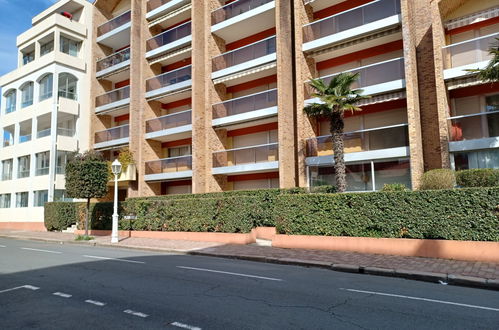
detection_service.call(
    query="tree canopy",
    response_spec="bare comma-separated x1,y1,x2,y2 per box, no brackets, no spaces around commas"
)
65,150,108,200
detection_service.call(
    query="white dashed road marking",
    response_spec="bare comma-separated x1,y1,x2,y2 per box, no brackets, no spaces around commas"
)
85,299,106,307
123,309,149,318
171,321,202,330
82,255,145,264
342,288,499,312
0,285,40,294
21,247,62,254
53,292,72,298
177,266,283,282
0,244,6,248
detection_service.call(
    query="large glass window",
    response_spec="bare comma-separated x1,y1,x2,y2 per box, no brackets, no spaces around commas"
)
486,94,499,138
453,149,499,170
34,190,48,207
2,159,13,181
60,36,80,57
40,41,54,56
20,82,34,108
54,189,72,202
0,194,11,208
5,90,16,113
16,192,29,208
35,151,50,176
22,51,34,65
17,155,30,178
56,151,71,174
39,74,53,101
58,73,77,100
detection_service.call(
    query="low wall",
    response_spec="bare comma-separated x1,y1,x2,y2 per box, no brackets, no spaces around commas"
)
0,222,46,231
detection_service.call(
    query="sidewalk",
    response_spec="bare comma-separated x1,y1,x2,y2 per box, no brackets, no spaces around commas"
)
1,229,498,290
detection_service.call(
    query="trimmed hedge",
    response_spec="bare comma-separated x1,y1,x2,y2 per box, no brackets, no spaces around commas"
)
456,169,499,187
420,169,455,190
44,202,120,231
274,188,499,241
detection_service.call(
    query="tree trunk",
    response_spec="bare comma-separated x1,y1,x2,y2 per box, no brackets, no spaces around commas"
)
85,198,90,237
330,111,346,192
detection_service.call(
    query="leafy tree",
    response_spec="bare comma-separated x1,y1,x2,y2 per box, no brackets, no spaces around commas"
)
65,150,109,236
304,73,368,192
467,38,499,82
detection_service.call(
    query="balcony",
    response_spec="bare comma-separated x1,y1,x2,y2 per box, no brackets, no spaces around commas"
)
96,10,131,49
57,127,75,138
19,134,31,144
212,89,277,127
306,58,405,102
107,163,137,186
442,32,499,80
212,36,276,80
145,65,192,100
302,0,401,53
96,48,131,78
37,128,51,139
145,110,192,141
448,110,499,152
95,86,130,113
94,124,129,149
212,143,279,175
146,21,192,59
305,124,410,166
211,0,275,43
146,0,191,21
144,155,192,181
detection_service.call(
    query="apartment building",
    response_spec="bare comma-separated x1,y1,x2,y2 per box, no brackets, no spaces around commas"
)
0,0,93,229
90,0,499,199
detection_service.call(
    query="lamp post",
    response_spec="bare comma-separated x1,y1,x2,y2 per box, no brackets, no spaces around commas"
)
111,159,122,243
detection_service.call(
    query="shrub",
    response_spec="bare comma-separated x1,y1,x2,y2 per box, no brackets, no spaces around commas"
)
309,185,337,194
420,169,455,190
44,202,79,231
456,169,499,187
381,183,407,192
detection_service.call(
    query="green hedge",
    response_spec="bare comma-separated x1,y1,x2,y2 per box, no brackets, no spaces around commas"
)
44,202,121,231
274,188,499,241
456,169,499,187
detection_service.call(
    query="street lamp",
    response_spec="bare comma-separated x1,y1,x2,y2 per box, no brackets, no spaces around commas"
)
111,159,122,243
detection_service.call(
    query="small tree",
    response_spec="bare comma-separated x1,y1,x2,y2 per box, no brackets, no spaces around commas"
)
467,38,499,82
65,150,109,236
304,73,368,192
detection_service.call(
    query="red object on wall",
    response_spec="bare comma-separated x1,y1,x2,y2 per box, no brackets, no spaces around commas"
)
61,12,73,20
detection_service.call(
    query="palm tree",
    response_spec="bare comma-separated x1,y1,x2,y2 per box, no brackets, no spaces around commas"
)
467,38,499,82
304,72,368,192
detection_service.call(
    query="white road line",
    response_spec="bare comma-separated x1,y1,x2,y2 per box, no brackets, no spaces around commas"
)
82,255,145,264
21,247,62,254
342,288,499,312
123,309,149,318
0,284,40,294
176,266,283,282
171,321,202,330
0,244,6,248
85,299,106,307
53,292,72,298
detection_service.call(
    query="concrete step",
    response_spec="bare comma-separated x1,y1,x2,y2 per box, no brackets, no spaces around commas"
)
254,238,272,247
62,224,77,234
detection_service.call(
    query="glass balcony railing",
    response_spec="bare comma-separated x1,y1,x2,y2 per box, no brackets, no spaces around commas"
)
212,0,273,25
19,134,31,143
306,58,405,98
95,124,129,144
303,0,401,43
57,127,76,137
449,110,499,142
145,155,192,175
213,142,278,167
97,10,131,37
36,167,50,176
95,86,130,108
306,124,409,157
37,128,51,138
146,21,191,52
96,48,131,72
213,89,277,119
146,65,192,92
442,32,499,70
146,110,192,133
212,36,276,72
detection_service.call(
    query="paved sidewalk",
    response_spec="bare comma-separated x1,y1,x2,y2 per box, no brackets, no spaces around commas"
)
1,229,498,290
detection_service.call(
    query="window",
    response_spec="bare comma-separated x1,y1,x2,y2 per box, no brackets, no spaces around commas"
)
39,74,53,101
36,151,50,176
56,151,71,174
60,36,80,57
453,149,499,170
34,190,48,207
5,90,16,113
2,159,13,180
3,130,14,147
17,155,30,178
0,194,11,208
16,192,29,208
58,73,77,100
40,41,54,56
486,94,499,138
54,189,72,202
168,146,191,158
20,82,34,108
22,51,34,65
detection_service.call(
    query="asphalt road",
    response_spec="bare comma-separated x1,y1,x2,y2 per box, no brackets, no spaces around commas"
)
0,237,498,330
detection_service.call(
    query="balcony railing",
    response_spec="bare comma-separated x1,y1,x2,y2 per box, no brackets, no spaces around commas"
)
18,170,30,179
213,142,278,167
306,57,405,98
145,155,192,174
213,89,277,119
97,10,131,37
58,90,77,101
95,86,130,107
6,105,16,114
146,21,191,52
57,127,76,137
95,124,129,144
449,110,499,142
212,36,276,72
37,128,51,138
212,0,273,25
19,134,32,143
146,110,192,133
36,167,50,176
303,0,401,43
146,65,191,92
442,32,499,70
96,48,131,72
306,124,409,157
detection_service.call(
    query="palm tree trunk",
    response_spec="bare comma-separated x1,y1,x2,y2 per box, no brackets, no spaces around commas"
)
330,112,346,192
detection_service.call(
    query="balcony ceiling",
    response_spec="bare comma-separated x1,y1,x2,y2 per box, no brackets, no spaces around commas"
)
305,0,344,12
214,65,277,87
98,68,130,84
149,6,191,29
96,105,130,118
149,88,192,104
217,116,277,132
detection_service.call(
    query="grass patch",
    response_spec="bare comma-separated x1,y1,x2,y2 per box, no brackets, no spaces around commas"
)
75,235,94,241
